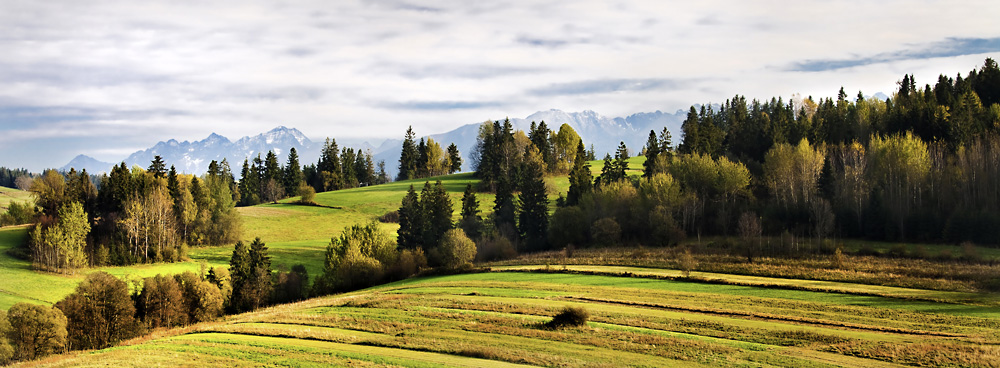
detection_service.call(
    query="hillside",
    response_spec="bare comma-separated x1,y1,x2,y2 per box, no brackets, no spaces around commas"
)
0,186,32,212
23,269,1000,367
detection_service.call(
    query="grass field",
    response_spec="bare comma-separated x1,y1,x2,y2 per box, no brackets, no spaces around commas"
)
25,270,1000,367
0,186,32,212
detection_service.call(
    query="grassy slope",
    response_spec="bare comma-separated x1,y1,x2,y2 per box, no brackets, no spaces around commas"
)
0,186,32,212
0,172,499,309
28,271,1000,367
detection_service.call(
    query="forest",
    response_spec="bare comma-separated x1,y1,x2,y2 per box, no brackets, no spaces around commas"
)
459,58,1000,259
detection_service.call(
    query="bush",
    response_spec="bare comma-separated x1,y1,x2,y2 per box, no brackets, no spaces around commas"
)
434,229,477,270
678,248,697,277
591,217,621,246
476,233,517,262
5,303,66,361
545,306,589,329
649,205,685,246
960,242,981,262
387,248,427,280
337,245,384,291
378,210,399,223
136,274,186,328
273,265,309,303
548,206,588,249
56,272,142,350
298,183,316,204
175,271,224,323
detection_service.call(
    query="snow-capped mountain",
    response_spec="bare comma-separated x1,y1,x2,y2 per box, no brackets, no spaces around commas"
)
372,108,687,174
62,109,687,177
119,126,317,175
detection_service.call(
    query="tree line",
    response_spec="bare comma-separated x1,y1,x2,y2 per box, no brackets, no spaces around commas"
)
397,126,463,181
236,141,394,207
21,158,242,272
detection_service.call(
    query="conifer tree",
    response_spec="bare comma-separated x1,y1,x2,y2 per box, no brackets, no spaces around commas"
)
420,181,453,251
148,155,166,178
447,143,462,173
567,141,593,206
642,130,660,178
459,184,482,239
284,147,302,196
519,146,549,251
398,126,418,181
397,185,423,249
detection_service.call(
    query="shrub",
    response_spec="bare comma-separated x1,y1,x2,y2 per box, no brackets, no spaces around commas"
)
175,271,223,323
960,242,981,262
387,248,427,280
56,272,142,350
273,265,309,303
545,306,589,329
378,210,399,223
5,303,66,361
298,183,316,204
591,217,621,246
136,274,186,328
337,245,384,291
476,233,517,262
649,205,685,246
434,229,477,270
548,206,588,249
678,248,697,277
831,246,846,269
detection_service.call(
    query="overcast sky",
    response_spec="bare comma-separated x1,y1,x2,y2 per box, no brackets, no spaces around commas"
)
1,0,999,171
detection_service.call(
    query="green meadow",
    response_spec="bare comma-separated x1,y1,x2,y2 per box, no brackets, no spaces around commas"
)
28,271,1000,367
4,160,1000,367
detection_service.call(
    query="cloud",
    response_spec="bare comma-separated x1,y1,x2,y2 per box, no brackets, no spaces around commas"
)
788,37,1000,72
381,100,505,110
530,78,682,96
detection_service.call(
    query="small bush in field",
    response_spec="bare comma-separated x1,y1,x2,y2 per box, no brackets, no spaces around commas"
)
960,242,981,262
831,247,846,269
545,306,589,329
678,248,697,277
378,210,399,223
591,217,621,246
298,183,316,204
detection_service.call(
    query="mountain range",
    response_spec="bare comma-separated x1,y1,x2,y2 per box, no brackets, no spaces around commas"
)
61,108,688,176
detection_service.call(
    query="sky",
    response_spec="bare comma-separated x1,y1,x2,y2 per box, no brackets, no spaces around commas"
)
1,0,999,172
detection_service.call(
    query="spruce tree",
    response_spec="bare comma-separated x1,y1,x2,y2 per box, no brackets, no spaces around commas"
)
518,146,549,251
420,181,453,251
318,138,342,191
447,143,462,173
567,141,593,206
398,127,418,181
416,138,428,179
148,155,167,178
642,130,660,178
397,185,423,249
284,147,302,196
459,184,482,239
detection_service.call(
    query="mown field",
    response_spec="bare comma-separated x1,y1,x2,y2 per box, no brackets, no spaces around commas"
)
0,186,32,212
23,270,1000,367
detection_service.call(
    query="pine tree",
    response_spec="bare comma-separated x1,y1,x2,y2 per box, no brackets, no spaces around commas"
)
529,120,553,171
398,127,418,181
167,165,180,201
567,141,593,206
421,180,453,252
397,185,423,249
518,145,549,251
148,156,167,178
284,147,302,196
493,173,516,230
416,138,428,178
459,184,482,239
447,143,462,173
614,141,630,178
642,130,660,178
318,138,342,191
